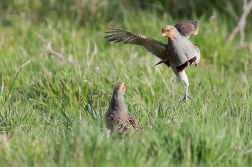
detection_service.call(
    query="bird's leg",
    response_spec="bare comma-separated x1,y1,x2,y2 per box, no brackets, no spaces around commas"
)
178,70,192,102
181,81,192,102
172,68,193,102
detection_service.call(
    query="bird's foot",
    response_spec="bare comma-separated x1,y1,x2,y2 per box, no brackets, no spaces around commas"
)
180,94,192,102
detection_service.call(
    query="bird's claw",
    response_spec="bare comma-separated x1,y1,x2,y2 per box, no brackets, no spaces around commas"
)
180,94,192,102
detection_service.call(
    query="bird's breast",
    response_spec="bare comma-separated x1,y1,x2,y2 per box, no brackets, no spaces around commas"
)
167,38,197,67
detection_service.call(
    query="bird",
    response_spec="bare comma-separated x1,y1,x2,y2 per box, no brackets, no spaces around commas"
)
105,82,142,135
105,21,200,102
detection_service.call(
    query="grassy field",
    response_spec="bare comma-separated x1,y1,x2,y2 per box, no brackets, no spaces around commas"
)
0,1,252,166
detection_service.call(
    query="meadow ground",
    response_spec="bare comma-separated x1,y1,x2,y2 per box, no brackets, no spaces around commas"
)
0,1,252,166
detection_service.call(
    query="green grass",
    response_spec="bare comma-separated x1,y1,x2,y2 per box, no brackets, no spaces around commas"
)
1,1,252,166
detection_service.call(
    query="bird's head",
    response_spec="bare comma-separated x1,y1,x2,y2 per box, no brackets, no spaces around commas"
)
162,26,176,40
114,82,126,92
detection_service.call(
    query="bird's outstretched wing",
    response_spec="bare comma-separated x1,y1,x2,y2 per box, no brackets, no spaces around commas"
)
174,21,199,38
105,28,169,61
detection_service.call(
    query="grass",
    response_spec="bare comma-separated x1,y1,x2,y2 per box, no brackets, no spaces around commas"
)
0,0,252,166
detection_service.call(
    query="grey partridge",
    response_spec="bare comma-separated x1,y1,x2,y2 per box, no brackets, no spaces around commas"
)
105,82,142,135
105,21,200,102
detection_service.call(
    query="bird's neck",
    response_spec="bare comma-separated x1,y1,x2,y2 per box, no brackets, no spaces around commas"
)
110,91,125,111
168,33,183,43
168,36,175,42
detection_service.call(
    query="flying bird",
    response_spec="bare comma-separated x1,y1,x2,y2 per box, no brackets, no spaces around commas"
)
106,82,142,135
105,21,200,102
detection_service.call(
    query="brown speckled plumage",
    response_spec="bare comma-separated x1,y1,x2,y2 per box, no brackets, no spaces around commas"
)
105,82,142,135
174,21,199,38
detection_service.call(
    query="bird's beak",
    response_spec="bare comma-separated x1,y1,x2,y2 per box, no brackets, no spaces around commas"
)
162,33,166,38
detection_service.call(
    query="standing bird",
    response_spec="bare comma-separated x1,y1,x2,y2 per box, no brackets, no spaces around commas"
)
105,21,200,102
106,82,142,135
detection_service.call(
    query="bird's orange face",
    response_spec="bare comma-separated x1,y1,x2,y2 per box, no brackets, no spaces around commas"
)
162,26,176,40
119,82,126,91
115,82,126,92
